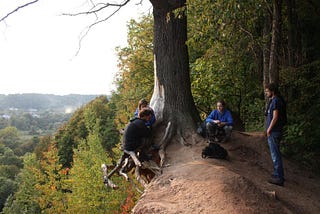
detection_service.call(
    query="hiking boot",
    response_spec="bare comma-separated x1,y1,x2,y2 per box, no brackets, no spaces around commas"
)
151,144,160,150
214,137,220,142
220,137,228,143
268,177,284,186
207,138,215,144
271,174,286,182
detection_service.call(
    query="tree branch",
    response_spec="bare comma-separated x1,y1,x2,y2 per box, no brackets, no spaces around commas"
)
0,0,40,23
63,0,132,56
62,0,131,17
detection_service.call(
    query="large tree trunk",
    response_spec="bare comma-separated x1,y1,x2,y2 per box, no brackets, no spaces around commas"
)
149,0,200,158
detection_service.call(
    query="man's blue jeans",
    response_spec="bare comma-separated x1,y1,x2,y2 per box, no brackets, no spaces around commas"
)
267,131,284,181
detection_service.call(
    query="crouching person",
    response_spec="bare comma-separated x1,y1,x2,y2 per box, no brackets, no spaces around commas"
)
122,107,153,162
205,100,233,143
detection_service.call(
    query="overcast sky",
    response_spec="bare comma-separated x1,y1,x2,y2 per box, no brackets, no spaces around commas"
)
0,0,152,95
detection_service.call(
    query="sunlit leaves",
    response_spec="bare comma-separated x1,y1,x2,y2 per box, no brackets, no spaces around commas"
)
114,15,154,128
187,0,264,124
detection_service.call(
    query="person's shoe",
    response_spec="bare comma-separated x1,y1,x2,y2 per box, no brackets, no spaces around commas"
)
271,174,286,182
151,144,160,150
268,177,284,186
220,137,229,143
208,138,215,143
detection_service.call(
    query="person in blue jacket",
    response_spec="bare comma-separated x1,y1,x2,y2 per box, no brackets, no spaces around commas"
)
205,100,233,142
134,99,156,128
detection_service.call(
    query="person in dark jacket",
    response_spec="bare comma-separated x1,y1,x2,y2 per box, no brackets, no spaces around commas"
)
134,99,156,128
123,108,153,152
265,83,287,186
205,100,233,142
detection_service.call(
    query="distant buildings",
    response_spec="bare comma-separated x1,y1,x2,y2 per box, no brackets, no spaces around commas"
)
1,114,10,119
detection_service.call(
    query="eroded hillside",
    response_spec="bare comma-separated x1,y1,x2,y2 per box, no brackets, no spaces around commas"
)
132,132,320,214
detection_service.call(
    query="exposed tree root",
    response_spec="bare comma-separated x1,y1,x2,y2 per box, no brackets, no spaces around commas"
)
158,122,175,167
102,150,161,190
101,164,118,189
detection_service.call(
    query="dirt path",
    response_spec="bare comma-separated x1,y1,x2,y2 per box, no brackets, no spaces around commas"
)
132,132,320,214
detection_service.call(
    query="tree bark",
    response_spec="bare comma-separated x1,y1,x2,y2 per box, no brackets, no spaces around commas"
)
286,0,303,66
269,0,282,84
263,14,271,88
149,0,200,149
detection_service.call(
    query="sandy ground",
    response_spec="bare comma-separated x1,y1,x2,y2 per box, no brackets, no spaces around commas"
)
132,131,320,214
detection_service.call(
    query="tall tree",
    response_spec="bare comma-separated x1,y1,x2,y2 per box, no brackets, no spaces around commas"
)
149,1,200,154
268,0,282,85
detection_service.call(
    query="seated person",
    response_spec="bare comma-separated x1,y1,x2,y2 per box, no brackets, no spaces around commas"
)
205,100,233,142
123,108,153,160
134,99,156,128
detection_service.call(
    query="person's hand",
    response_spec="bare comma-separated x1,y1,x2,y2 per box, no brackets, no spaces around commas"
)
218,122,224,127
266,129,271,137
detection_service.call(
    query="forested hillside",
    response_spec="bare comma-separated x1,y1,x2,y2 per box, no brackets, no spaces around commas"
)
1,0,320,213
0,94,98,111
0,94,100,212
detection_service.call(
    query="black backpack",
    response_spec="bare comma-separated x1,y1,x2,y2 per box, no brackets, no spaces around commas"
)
202,143,228,159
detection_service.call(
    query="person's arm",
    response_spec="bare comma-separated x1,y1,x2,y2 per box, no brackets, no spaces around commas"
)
267,109,279,136
148,114,156,126
224,111,233,126
206,111,216,123
134,108,139,117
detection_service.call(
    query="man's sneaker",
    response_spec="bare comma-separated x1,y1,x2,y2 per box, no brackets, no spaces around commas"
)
151,144,160,150
268,177,284,186
271,174,285,182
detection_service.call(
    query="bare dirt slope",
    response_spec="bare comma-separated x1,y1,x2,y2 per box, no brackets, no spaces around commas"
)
132,131,320,214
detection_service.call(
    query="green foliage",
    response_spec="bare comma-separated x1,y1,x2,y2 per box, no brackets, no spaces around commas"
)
0,143,23,212
0,145,23,168
0,177,18,211
83,96,119,153
2,153,41,214
0,94,97,110
0,165,20,180
32,143,68,213
114,15,154,128
187,0,264,128
0,126,20,150
55,96,119,167
280,60,320,172
67,134,136,213
3,1,320,212
2,94,128,213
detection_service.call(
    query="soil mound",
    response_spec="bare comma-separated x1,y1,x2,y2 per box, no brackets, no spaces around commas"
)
132,131,320,214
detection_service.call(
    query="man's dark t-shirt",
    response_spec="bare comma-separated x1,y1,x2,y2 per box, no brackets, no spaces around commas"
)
123,118,151,151
266,96,286,132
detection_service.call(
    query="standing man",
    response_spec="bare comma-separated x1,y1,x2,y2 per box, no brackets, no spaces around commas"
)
205,100,233,142
265,83,287,186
